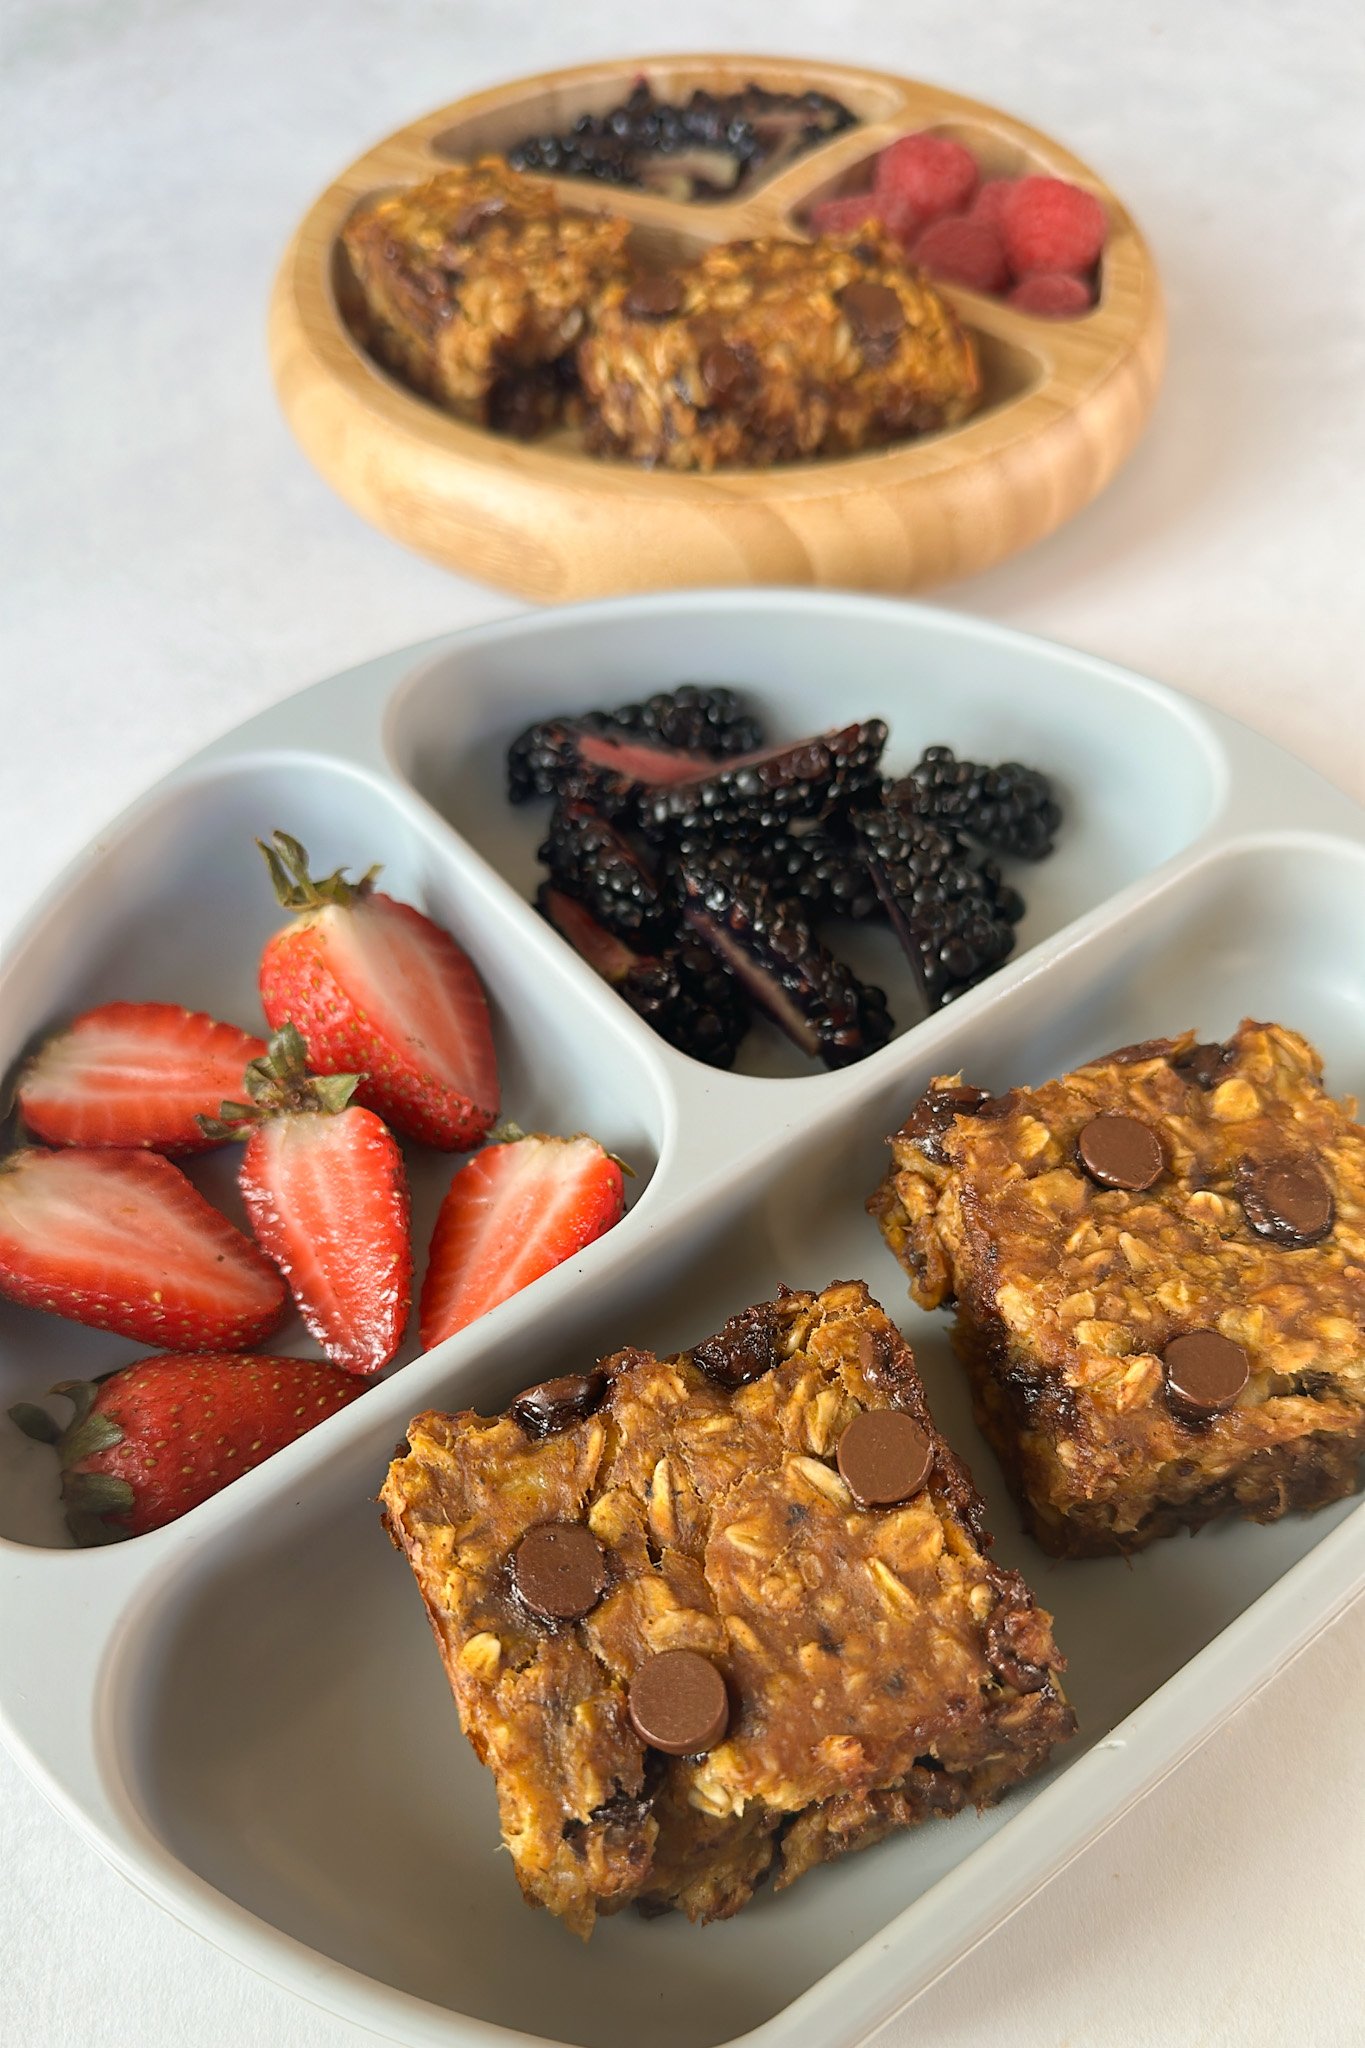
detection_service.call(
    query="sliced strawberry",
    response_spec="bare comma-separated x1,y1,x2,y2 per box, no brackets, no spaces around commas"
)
420,1133,626,1349
0,1147,286,1348
204,1024,412,1375
17,1002,267,1153
257,832,499,1152
10,1354,365,1543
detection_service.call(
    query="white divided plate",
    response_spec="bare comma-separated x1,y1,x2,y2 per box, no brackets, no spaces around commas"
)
2,590,1363,2048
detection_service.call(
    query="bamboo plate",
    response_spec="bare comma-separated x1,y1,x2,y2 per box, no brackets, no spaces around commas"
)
269,55,1166,601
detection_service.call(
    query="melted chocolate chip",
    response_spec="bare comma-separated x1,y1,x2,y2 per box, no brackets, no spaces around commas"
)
905,1083,992,1165
512,1370,607,1438
691,1301,782,1389
1103,1037,1182,1067
836,280,905,362
836,1409,933,1508
1237,1156,1335,1248
1162,1330,1250,1418
511,1522,606,1621
1174,1041,1234,1091
1076,1115,1165,1192
622,273,685,320
700,341,755,407
450,192,510,240
628,1650,729,1756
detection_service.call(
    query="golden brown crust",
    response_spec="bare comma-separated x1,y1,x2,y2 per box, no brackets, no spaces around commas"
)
578,229,980,470
380,1281,1072,1935
870,1021,1365,1556
341,157,631,429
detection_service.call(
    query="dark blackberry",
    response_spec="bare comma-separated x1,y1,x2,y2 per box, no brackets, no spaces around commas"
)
538,802,672,947
753,822,883,923
677,858,892,1070
640,720,888,837
856,803,1022,1010
507,721,709,810
538,886,749,1069
890,746,1063,860
505,687,763,803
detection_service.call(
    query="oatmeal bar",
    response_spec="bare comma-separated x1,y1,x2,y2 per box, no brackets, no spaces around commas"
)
340,157,631,432
380,1280,1072,1937
870,1022,1365,1558
577,228,980,470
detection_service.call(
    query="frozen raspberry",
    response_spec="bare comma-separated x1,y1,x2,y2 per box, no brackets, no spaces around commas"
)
912,216,1009,294
969,177,1017,230
1007,271,1093,317
1001,176,1107,277
809,189,918,250
875,133,978,224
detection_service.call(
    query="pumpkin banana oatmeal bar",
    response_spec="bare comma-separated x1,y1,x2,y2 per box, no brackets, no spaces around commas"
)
381,1280,1072,1936
341,156,631,433
578,228,980,470
870,1021,1365,1559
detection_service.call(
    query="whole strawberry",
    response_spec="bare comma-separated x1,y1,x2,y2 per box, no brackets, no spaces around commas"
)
257,831,499,1150
17,1001,267,1154
0,1146,286,1348
201,1023,412,1375
10,1355,365,1543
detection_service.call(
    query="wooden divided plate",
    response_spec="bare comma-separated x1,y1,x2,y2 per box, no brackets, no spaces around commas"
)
269,55,1165,600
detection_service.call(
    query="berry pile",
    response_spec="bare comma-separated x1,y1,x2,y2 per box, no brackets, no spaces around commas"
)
509,689,1063,1067
809,132,1108,318
5,835,627,1543
506,79,857,203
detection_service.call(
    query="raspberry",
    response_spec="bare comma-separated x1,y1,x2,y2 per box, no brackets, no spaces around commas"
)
968,177,1017,231
875,133,978,224
912,216,1009,294
1007,271,1093,318
1001,176,1107,277
809,189,918,251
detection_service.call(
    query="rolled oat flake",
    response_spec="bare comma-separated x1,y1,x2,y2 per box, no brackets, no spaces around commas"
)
1162,1330,1249,1417
1076,1114,1165,1192
629,1649,729,1756
837,1408,933,1507
512,1522,606,1621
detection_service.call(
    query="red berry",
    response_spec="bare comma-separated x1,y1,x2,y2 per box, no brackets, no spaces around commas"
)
875,133,978,224
809,190,919,251
968,178,1017,231
9,1354,365,1542
912,217,1009,295
1001,177,1107,277
1007,271,1094,318
18,1002,267,1154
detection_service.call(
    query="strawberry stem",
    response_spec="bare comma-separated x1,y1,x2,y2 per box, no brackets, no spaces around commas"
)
196,1024,363,1140
9,1381,134,1545
257,831,382,913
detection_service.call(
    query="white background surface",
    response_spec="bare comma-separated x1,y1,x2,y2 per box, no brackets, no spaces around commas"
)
2,2,1363,2044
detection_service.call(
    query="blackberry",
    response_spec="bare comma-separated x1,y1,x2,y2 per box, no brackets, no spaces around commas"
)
506,687,762,803
890,745,1062,860
538,885,749,1069
753,822,883,923
856,802,1022,1010
640,720,888,837
538,802,671,947
507,721,710,810
678,858,892,1070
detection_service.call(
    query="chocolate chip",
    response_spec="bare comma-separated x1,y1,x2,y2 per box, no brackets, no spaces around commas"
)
1162,1330,1250,1418
1236,1156,1335,1248
512,1371,607,1439
691,1302,782,1389
622,274,684,320
836,1409,933,1508
700,341,754,407
1076,1115,1165,1192
905,1082,992,1165
628,1650,729,1756
1103,1037,1182,1067
511,1522,606,1621
836,280,904,361
450,192,509,240
1174,1041,1234,1090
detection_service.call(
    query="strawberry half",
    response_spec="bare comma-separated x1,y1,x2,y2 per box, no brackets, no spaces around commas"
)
201,1024,412,1375
17,1001,266,1153
0,1147,286,1348
10,1355,365,1543
419,1131,626,1349
257,832,499,1150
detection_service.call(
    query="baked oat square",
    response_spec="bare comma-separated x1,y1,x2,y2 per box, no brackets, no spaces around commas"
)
380,1280,1072,1937
870,1021,1365,1558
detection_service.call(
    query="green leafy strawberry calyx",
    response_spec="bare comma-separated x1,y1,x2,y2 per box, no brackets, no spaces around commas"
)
257,829,382,914
9,1379,133,1546
196,1023,362,1140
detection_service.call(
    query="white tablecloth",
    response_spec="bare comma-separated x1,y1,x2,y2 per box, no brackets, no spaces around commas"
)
3,3,1363,2043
